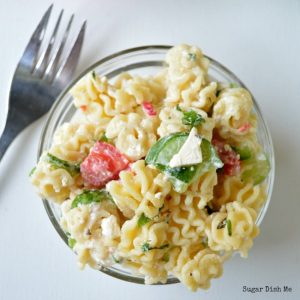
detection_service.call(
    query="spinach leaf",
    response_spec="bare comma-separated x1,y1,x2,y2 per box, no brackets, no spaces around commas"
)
46,153,80,176
177,105,205,128
137,213,151,227
71,189,112,209
99,133,109,142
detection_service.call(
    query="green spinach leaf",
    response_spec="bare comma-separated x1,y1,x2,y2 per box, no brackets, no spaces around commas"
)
137,213,151,227
71,189,113,209
46,153,80,176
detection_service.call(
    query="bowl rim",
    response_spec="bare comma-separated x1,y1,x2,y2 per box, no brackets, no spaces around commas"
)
38,44,275,285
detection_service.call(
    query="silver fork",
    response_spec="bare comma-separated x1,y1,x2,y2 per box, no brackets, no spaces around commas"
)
0,4,86,161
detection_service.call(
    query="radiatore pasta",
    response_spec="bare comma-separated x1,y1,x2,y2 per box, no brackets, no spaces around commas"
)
30,44,270,291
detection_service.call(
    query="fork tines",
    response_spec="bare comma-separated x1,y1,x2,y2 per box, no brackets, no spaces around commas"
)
22,4,86,84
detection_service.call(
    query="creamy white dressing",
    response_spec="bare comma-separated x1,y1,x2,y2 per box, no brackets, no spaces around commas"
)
154,192,162,199
101,215,120,238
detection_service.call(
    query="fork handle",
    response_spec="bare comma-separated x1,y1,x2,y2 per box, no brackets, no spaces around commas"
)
0,115,20,162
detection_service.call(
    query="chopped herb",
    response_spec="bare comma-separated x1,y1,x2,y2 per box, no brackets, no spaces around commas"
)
46,153,80,176
137,213,151,227
217,218,232,236
177,105,205,128
176,104,182,112
141,242,151,252
71,189,113,209
29,167,36,177
216,89,222,97
227,219,232,236
92,71,96,79
141,242,169,252
201,237,208,247
112,255,122,264
187,53,197,61
162,253,170,262
229,82,239,88
68,238,76,249
217,218,227,229
182,110,205,127
99,133,109,142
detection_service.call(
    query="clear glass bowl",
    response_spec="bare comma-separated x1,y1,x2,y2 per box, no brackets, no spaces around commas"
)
38,45,275,285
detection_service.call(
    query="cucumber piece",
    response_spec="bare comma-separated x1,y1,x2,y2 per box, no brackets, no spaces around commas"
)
145,132,223,192
232,146,252,160
68,238,76,249
146,132,187,166
241,153,270,185
165,175,189,193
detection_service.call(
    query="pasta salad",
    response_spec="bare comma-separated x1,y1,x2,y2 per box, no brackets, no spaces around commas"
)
30,44,271,291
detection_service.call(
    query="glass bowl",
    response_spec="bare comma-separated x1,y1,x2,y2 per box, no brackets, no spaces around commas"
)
38,45,275,285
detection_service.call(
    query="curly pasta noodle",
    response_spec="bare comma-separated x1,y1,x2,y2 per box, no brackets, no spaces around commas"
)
206,202,259,257
61,198,121,268
165,245,223,291
117,217,169,284
164,44,210,107
106,113,159,160
213,176,266,212
30,153,78,203
188,169,218,209
113,72,166,105
213,87,257,143
163,171,215,249
70,72,165,124
197,82,218,112
107,160,171,218
167,196,206,247
157,106,215,141
49,123,102,163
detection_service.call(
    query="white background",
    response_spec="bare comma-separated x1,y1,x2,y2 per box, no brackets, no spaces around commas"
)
0,0,299,299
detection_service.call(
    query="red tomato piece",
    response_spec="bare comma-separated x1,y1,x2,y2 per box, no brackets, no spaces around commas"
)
80,142,130,188
142,101,156,116
212,136,240,176
80,105,87,111
238,123,251,133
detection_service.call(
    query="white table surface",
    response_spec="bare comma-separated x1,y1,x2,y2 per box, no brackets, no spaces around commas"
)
0,0,299,299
